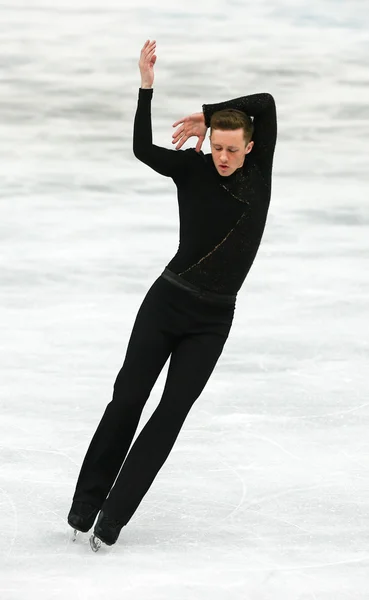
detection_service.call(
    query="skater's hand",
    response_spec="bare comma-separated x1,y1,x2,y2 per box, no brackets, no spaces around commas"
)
172,112,207,152
139,39,157,89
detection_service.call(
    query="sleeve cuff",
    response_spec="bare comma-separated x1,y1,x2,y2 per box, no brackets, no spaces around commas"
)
202,104,211,128
139,87,154,96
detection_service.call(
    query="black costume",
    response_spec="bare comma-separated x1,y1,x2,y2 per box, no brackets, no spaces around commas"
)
71,87,277,531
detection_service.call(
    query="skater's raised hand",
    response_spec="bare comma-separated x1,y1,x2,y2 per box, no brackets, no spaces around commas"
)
139,39,157,89
172,112,208,153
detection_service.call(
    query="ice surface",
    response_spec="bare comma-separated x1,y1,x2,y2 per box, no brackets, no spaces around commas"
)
0,1,368,598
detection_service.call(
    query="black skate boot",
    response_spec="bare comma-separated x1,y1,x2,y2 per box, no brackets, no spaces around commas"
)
68,501,100,538
89,510,124,551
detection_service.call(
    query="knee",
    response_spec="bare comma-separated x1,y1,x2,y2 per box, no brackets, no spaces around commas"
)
158,394,195,423
112,372,148,412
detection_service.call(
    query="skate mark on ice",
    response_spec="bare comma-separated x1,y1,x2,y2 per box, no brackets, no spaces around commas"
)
243,480,343,512
135,489,239,525
0,487,18,559
247,508,315,535
8,445,79,467
341,449,369,471
0,421,30,436
134,500,169,522
161,490,239,509
58,440,90,454
246,432,302,460
240,553,369,573
263,570,318,600
213,454,247,522
289,400,369,421
343,456,368,471
13,478,69,486
183,452,248,545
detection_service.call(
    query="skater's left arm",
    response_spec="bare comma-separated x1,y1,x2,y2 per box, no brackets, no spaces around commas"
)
172,94,277,176
203,93,277,175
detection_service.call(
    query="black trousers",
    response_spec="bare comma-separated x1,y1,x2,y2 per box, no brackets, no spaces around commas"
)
72,270,236,526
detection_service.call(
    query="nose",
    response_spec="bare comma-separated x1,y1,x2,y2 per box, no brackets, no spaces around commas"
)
220,151,227,163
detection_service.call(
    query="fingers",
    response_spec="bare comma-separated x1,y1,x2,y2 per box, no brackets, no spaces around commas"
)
172,126,184,141
174,135,188,150
173,133,205,152
140,40,156,64
172,133,185,147
142,40,156,56
172,134,184,147
195,136,205,153
142,39,156,51
172,117,187,127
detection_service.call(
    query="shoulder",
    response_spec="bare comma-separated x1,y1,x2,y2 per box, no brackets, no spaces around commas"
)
178,148,209,168
182,148,205,159
172,149,211,184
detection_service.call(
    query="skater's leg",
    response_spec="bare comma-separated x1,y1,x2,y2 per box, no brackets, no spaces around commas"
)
103,325,232,525
72,280,178,508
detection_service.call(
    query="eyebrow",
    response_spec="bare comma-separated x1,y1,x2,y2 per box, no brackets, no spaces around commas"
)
213,144,239,150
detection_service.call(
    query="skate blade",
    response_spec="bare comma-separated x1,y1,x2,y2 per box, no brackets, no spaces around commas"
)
89,534,102,552
72,529,78,542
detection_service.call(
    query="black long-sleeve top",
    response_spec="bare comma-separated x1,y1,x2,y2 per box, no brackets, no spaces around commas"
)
133,88,277,296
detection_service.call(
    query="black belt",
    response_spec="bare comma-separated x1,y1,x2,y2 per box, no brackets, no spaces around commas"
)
160,268,236,306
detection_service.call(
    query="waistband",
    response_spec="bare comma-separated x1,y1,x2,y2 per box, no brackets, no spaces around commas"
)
160,268,237,306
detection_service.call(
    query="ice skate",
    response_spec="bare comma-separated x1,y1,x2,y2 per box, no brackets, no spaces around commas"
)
89,534,102,552
67,501,100,540
89,510,124,552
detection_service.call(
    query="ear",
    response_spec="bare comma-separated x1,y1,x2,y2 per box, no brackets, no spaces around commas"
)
245,141,254,155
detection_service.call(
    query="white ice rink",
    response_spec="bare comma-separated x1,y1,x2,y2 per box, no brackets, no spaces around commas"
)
1,1,368,598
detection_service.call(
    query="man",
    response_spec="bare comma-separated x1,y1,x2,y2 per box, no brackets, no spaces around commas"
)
67,39,277,550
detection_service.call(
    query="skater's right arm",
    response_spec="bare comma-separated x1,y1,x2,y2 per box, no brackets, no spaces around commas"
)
133,40,193,179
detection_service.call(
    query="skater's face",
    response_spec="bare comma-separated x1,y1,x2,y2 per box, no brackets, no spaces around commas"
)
210,128,254,177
